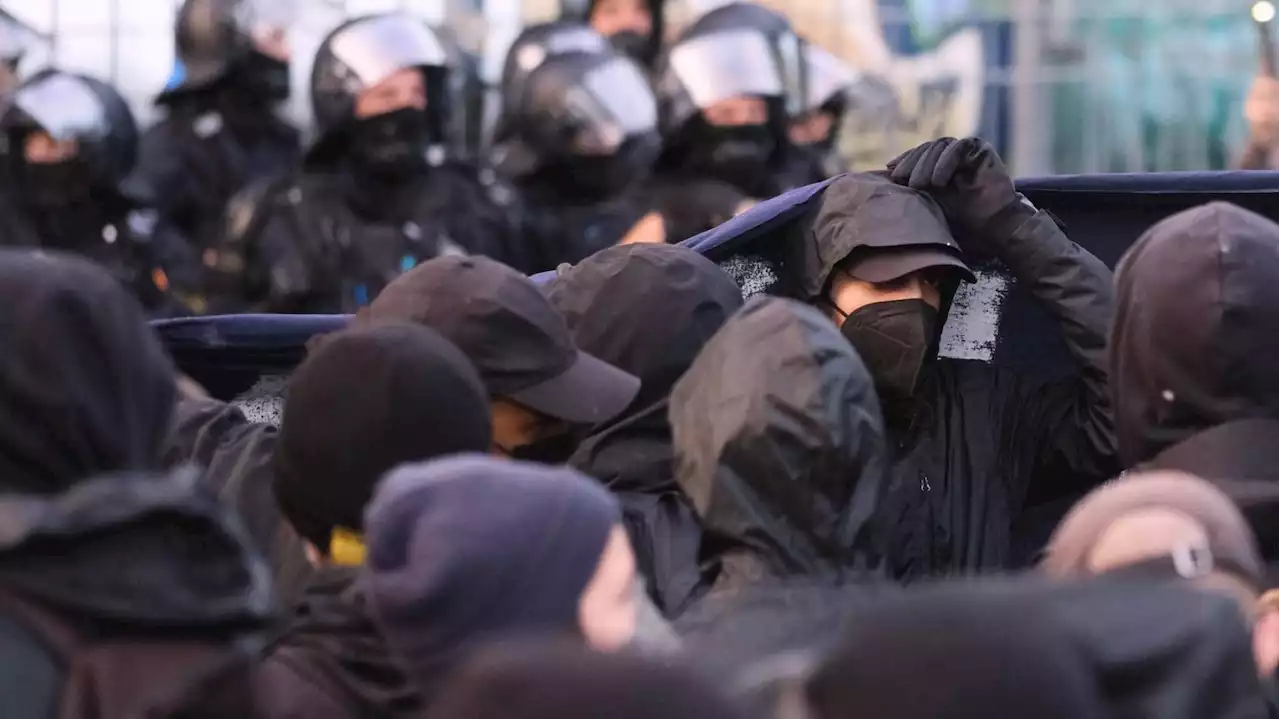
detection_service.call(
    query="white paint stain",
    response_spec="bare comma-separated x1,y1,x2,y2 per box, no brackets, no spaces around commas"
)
937,269,1010,362
232,374,287,427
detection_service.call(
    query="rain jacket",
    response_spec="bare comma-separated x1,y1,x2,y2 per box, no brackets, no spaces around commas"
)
670,296,891,596
545,244,744,616
255,567,420,719
1110,201,1278,564
685,172,1117,579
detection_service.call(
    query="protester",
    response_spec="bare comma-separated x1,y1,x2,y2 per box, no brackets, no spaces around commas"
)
359,255,641,460
546,244,744,615
0,249,272,716
363,455,646,704
254,322,493,719
207,13,520,313
808,139,1114,578
138,0,301,257
429,640,747,719
495,48,663,269
0,70,202,316
669,296,890,605
804,578,1269,719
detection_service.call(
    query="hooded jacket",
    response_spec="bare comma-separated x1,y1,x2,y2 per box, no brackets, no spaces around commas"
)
1110,201,1278,564
687,172,1117,578
0,249,274,716
546,244,744,615
670,296,891,595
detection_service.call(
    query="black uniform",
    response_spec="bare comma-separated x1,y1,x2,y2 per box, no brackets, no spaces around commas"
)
0,71,200,316
208,14,519,314
651,3,809,241
493,41,661,270
136,0,300,255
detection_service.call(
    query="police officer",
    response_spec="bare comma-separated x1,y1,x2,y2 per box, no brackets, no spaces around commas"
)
209,13,519,314
494,41,661,268
649,2,807,241
137,0,300,256
562,0,664,70
0,70,201,316
783,42,856,185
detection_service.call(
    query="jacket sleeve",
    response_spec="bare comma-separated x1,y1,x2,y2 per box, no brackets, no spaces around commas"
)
993,208,1119,505
208,178,316,313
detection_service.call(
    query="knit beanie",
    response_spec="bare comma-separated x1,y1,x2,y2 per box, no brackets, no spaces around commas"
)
363,455,621,698
273,323,491,557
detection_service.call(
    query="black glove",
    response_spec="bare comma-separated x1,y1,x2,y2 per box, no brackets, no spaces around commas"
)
887,137,1026,236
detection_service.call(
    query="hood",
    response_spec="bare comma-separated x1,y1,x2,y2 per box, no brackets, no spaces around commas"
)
0,250,177,494
546,244,744,494
1110,201,1279,467
670,296,889,585
0,467,274,629
274,568,421,716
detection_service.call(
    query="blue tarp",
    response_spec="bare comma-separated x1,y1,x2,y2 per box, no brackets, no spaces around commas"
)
155,171,1279,400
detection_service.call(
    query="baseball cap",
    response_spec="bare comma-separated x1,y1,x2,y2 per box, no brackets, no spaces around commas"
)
361,255,641,425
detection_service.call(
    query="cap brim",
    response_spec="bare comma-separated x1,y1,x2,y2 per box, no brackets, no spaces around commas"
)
507,350,641,425
847,247,976,284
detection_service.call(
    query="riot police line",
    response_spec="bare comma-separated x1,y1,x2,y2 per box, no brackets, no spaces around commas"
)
0,0,859,317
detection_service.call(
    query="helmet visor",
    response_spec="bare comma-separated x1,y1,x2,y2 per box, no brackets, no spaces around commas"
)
668,29,783,109
330,13,448,88
9,74,107,142
568,57,658,155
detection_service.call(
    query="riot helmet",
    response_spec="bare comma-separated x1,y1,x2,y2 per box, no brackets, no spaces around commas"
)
498,50,659,201
790,43,856,152
561,0,665,68
1,69,139,207
493,22,612,145
163,0,295,103
308,13,451,176
655,3,804,194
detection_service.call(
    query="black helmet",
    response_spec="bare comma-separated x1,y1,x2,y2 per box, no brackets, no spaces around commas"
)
310,13,451,145
496,50,660,183
1,69,138,190
165,0,294,95
559,0,665,66
496,22,612,135
656,2,808,135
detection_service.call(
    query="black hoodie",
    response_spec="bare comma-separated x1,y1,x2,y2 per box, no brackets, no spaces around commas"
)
670,296,891,594
0,249,274,715
546,244,744,615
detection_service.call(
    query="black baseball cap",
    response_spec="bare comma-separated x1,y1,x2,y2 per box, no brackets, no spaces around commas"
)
361,255,641,425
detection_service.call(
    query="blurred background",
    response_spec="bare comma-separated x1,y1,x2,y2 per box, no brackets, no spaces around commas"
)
4,0,1271,176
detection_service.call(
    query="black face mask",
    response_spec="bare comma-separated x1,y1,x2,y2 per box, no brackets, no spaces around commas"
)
687,122,776,194
239,50,291,103
838,299,938,409
609,30,652,65
18,159,95,208
502,431,578,465
348,107,431,179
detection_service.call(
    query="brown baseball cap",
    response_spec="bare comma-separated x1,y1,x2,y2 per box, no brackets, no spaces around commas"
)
361,255,640,425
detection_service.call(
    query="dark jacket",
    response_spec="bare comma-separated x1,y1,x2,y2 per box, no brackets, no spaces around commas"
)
256,568,420,719
1110,201,1279,565
695,173,1116,579
670,296,891,600
0,470,276,717
519,184,656,272
207,163,521,313
138,88,300,252
545,244,744,616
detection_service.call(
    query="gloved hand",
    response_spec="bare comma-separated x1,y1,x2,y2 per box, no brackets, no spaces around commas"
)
887,137,1026,236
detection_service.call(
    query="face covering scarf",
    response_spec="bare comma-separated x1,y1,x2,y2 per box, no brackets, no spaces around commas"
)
349,107,431,179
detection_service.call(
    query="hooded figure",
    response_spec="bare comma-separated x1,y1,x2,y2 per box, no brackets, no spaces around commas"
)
1110,202,1277,550
562,0,665,70
546,244,744,615
706,142,1116,579
648,3,808,241
206,13,521,313
0,70,202,316
0,249,274,717
138,0,301,256
671,296,890,593
805,578,1269,719
495,46,663,270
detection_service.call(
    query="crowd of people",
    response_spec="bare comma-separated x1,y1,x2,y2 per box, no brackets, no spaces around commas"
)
0,0,863,316
0,0,1276,717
